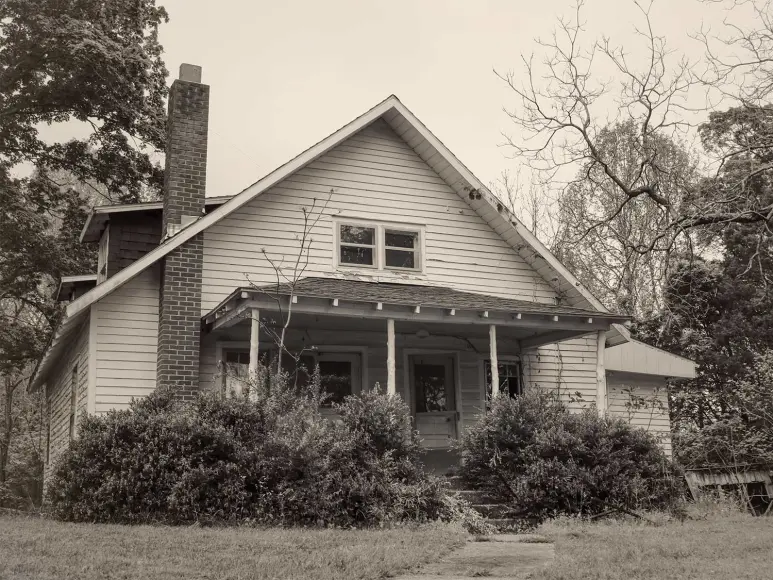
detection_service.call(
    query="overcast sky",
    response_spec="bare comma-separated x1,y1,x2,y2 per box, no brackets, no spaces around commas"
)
154,0,730,198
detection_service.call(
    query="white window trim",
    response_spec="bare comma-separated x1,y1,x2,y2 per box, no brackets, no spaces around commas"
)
215,341,369,394
333,219,425,273
479,356,523,403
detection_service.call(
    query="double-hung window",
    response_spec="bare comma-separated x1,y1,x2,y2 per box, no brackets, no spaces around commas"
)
337,222,422,272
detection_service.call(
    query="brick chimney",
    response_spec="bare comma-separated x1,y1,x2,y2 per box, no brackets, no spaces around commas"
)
156,64,209,398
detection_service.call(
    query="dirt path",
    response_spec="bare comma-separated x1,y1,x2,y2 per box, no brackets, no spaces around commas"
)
398,534,555,579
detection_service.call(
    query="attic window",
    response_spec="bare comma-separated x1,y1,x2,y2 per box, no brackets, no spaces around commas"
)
336,222,422,272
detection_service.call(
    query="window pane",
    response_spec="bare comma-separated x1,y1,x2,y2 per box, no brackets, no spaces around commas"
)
415,364,447,412
340,225,375,245
341,245,374,265
485,361,521,399
225,351,249,364
385,249,415,269
385,230,417,249
319,360,352,404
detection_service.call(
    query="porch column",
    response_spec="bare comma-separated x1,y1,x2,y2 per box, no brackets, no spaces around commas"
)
596,329,607,416
387,318,396,396
249,308,260,396
489,324,499,399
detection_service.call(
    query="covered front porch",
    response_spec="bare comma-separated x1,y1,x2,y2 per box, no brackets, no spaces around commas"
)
201,278,627,450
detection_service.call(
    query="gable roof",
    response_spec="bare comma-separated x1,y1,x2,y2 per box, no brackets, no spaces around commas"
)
64,95,614,319
34,95,629,389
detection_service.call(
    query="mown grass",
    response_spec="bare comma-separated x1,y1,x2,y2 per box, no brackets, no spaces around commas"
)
0,515,466,580
534,506,773,580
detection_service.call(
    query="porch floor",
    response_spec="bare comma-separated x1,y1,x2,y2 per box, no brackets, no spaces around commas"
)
420,449,460,475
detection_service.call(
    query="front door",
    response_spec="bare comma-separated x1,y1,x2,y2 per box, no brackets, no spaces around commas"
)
409,354,457,448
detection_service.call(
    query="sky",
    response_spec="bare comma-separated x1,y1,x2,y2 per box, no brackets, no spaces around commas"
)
132,1,747,198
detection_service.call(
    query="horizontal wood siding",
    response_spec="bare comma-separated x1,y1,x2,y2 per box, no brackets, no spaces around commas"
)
521,335,599,411
93,266,160,413
607,372,672,456
44,318,89,482
201,119,556,314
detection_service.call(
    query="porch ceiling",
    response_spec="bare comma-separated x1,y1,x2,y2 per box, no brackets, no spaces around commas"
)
202,278,629,349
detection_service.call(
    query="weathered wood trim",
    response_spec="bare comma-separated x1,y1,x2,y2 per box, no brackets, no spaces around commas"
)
520,330,586,350
249,308,260,391
387,319,396,395
596,330,607,416
489,325,499,398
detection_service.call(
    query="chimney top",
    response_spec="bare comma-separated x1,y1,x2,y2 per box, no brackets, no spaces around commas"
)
178,63,202,83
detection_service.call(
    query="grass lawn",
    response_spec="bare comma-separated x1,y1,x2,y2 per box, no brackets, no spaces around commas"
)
534,510,773,580
0,515,466,580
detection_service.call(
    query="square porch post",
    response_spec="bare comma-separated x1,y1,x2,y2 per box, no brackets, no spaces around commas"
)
489,324,499,399
249,308,260,395
387,318,396,396
596,329,607,416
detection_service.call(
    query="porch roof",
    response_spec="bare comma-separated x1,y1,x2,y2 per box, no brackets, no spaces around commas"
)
203,278,629,348
215,277,620,318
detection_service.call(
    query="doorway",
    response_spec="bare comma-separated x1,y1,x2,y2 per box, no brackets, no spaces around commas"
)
409,354,458,448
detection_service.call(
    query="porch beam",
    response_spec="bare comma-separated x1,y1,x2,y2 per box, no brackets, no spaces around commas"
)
387,318,396,396
596,330,607,416
520,329,585,350
249,308,260,395
217,296,626,332
208,301,252,332
489,325,499,399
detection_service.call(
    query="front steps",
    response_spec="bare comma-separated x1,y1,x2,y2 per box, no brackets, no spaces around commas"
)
445,475,528,531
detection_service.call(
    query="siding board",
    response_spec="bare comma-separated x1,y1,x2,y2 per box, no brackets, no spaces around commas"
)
92,265,159,411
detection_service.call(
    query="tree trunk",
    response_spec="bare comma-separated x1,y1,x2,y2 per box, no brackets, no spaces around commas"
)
0,377,13,485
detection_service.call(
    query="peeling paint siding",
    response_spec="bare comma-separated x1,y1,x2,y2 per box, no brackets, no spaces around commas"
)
201,119,557,314
92,266,160,413
608,373,672,456
521,335,600,411
44,317,89,483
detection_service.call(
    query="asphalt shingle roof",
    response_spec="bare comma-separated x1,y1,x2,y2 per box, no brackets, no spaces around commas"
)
234,277,624,319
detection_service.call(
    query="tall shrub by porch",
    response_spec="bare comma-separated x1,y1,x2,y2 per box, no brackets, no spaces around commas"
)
45,376,456,527
458,389,681,522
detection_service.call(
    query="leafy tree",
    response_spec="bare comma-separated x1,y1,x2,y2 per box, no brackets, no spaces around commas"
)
0,0,169,502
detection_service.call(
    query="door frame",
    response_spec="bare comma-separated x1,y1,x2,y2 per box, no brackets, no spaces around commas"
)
403,349,463,438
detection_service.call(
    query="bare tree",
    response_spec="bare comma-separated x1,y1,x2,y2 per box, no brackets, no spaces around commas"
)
499,0,773,263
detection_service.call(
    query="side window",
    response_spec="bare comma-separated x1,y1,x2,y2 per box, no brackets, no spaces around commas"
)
97,224,109,283
69,365,78,440
485,360,522,401
384,229,419,270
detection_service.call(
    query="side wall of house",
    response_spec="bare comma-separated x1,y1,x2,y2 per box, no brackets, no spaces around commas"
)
607,372,672,456
200,119,557,314
44,318,89,482
521,334,600,412
92,265,160,413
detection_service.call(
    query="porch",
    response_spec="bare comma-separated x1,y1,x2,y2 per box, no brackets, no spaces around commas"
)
201,278,627,450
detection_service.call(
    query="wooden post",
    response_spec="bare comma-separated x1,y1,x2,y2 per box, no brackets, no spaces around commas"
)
387,318,396,396
249,308,260,397
596,329,607,416
489,324,499,399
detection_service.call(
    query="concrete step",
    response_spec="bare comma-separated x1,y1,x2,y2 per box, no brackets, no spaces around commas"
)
470,503,516,518
452,489,501,504
443,475,465,490
486,517,524,532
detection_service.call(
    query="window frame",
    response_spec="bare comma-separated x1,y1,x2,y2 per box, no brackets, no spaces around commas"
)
333,219,424,273
482,357,523,403
216,342,368,401
69,364,78,440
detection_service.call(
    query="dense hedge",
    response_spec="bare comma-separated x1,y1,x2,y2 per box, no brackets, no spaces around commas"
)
46,381,455,527
458,390,681,522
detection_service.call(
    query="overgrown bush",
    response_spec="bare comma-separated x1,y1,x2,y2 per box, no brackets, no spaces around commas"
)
458,389,681,522
46,373,457,527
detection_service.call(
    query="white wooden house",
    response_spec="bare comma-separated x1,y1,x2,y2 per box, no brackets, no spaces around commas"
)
34,64,695,478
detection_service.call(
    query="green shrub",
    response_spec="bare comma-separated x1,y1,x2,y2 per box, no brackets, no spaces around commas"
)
46,377,455,527
458,389,680,522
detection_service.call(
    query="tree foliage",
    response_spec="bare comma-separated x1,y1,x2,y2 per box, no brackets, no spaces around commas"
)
0,0,169,502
